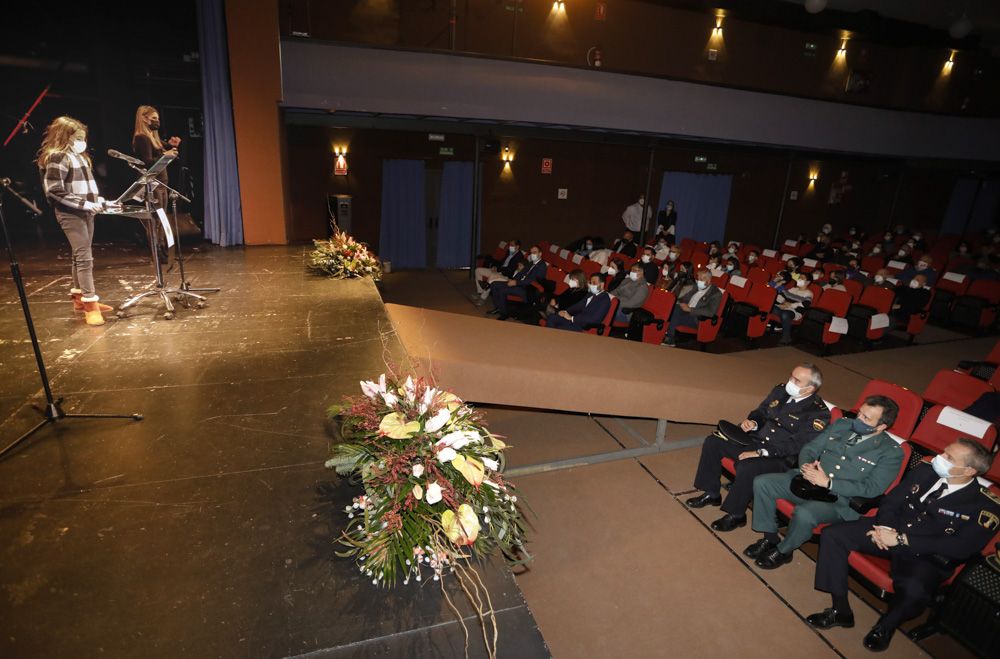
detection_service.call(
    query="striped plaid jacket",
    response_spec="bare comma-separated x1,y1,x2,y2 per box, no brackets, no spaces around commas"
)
42,151,102,215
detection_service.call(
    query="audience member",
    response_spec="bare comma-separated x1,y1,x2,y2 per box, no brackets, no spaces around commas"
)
665,261,696,298
686,364,830,532
871,269,893,289
773,275,814,345
663,270,722,347
656,199,677,236
745,396,903,570
823,271,847,292
545,273,612,332
612,263,650,324
639,247,659,283
611,231,639,258
745,250,761,269
724,256,741,277
606,258,627,292
806,440,998,652
489,245,547,320
653,237,671,261
533,269,587,323
622,195,652,233
473,239,523,301
890,274,930,326
897,255,937,286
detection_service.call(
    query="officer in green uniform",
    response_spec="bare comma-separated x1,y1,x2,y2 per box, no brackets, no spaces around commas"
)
745,395,904,569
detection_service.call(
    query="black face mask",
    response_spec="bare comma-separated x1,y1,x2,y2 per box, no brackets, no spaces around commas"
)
150,121,161,131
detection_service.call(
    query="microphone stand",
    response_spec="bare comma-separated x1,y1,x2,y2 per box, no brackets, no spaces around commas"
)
161,180,219,296
0,178,142,460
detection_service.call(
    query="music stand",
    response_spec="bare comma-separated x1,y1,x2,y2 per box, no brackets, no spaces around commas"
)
113,156,213,319
0,178,142,460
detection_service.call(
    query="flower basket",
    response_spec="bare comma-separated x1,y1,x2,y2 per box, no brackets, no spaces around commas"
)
308,229,382,280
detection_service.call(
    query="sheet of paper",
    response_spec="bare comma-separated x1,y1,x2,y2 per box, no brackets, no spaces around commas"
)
762,249,777,258
942,271,966,283
784,239,798,247
156,208,175,249
887,259,906,270
829,317,849,334
938,406,990,439
870,313,890,330
729,275,748,288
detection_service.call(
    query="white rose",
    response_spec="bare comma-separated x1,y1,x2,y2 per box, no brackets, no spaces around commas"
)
412,463,425,477
437,447,457,463
425,482,443,505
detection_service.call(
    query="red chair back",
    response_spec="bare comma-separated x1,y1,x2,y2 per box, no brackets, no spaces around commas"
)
745,284,778,340
935,272,971,296
746,267,769,285
923,369,995,409
852,379,924,439
965,279,1000,305
861,256,885,274
856,285,894,313
843,278,864,302
815,288,852,316
640,289,677,345
725,276,752,303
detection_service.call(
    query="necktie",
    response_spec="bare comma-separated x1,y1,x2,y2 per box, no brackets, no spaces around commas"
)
845,432,860,446
923,482,948,506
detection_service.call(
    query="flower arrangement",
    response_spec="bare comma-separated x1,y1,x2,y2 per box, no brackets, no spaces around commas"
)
326,372,529,655
308,229,382,280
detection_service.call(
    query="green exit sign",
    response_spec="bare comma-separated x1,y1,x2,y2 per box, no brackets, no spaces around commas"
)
439,147,454,156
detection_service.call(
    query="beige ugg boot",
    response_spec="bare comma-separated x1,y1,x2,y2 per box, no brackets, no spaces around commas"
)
81,295,107,326
72,289,112,313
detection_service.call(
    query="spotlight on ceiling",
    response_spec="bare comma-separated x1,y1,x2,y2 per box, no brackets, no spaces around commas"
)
804,0,828,15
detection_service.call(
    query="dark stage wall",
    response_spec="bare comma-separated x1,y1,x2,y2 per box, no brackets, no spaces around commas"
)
284,123,959,256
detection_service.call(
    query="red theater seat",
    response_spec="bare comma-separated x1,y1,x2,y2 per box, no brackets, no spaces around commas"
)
851,380,924,439
674,291,730,351
639,289,677,345
584,296,620,337
846,286,894,343
799,288,852,349
952,280,1000,330
909,405,997,454
923,369,995,410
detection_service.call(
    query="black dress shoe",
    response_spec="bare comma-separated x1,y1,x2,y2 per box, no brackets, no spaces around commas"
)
710,514,747,532
806,608,855,630
496,314,509,321
743,538,774,559
755,547,793,569
863,624,893,652
684,492,722,509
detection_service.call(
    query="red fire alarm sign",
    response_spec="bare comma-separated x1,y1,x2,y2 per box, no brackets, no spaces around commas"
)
541,158,553,174
595,2,607,21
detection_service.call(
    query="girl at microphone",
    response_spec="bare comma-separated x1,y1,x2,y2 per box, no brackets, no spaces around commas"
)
37,116,114,326
132,105,181,264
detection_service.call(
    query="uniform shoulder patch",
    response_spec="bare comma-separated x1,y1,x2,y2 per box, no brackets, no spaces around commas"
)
812,419,826,431
769,400,780,408
981,487,1000,506
979,510,1000,531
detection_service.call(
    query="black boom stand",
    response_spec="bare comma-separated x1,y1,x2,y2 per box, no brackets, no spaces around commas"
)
0,178,142,460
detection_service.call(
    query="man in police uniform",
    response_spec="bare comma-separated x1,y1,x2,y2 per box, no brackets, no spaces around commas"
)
807,439,1000,652
746,396,904,570
686,363,831,533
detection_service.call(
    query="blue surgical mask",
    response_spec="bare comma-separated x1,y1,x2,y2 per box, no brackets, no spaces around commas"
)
587,283,599,295
850,417,877,435
931,454,957,479
696,280,707,290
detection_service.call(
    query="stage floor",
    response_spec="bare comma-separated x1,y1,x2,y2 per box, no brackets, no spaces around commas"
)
0,245,546,658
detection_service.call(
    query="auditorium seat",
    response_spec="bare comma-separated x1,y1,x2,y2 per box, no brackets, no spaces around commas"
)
674,290,730,351
930,272,971,323
904,288,934,343
842,278,864,302
846,286,894,344
584,296,620,337
742,283,777,342
798,288,852,351
639,289,677,345
861,256,885,274
909,405,997,454
951,280,1000,330
725,276,751,303
851,380,924,439
923,369,995,410
746,267,769,286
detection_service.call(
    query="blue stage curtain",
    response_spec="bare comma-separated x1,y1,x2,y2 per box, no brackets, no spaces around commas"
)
940,178,979,236
658,171,733,243
196,0,243,246
436,161,474,268
968,180,1000,234
379,160,427,269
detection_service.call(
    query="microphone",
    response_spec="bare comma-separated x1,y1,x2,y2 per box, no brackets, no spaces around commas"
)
107,149,144,166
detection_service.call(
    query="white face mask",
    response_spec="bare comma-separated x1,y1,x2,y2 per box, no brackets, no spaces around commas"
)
728,247,737,254
916,262,928,270
585,243,593,251
696,280,707,290
909,279,921,289
874,275,885,284
662,267,670,276
785,379,803,397
812,272,822,280
747,255,757,263
530,253,541,263
796,279,809,288
849,229,856,236
897,250,907,258
509,246,517,254
628,272,639,281
931,454,958,479
822,226,832,234
587,283,600,295
872,247,881,254
606,267,618,276
71,140,87,154
568,280,579,289
668,252,678,262
726,264,734,271
641,255,651,263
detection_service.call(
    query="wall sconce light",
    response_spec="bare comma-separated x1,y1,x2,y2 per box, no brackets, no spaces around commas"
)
552,1,565,12
943,50,956,75
712,16,724,37
502,146,514,163
333,146,348,176
808,171,819,186
836,40,847,59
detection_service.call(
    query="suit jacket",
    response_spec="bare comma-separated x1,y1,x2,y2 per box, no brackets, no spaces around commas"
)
898,265,938,287
612,239,638,258
798,419,904,517
498,250,524,278
565,291,611,329
893,285,931,319
680,284,723,319
875,463,1000,567
641,261,659,284
513,259,547,287
746,385,832,459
